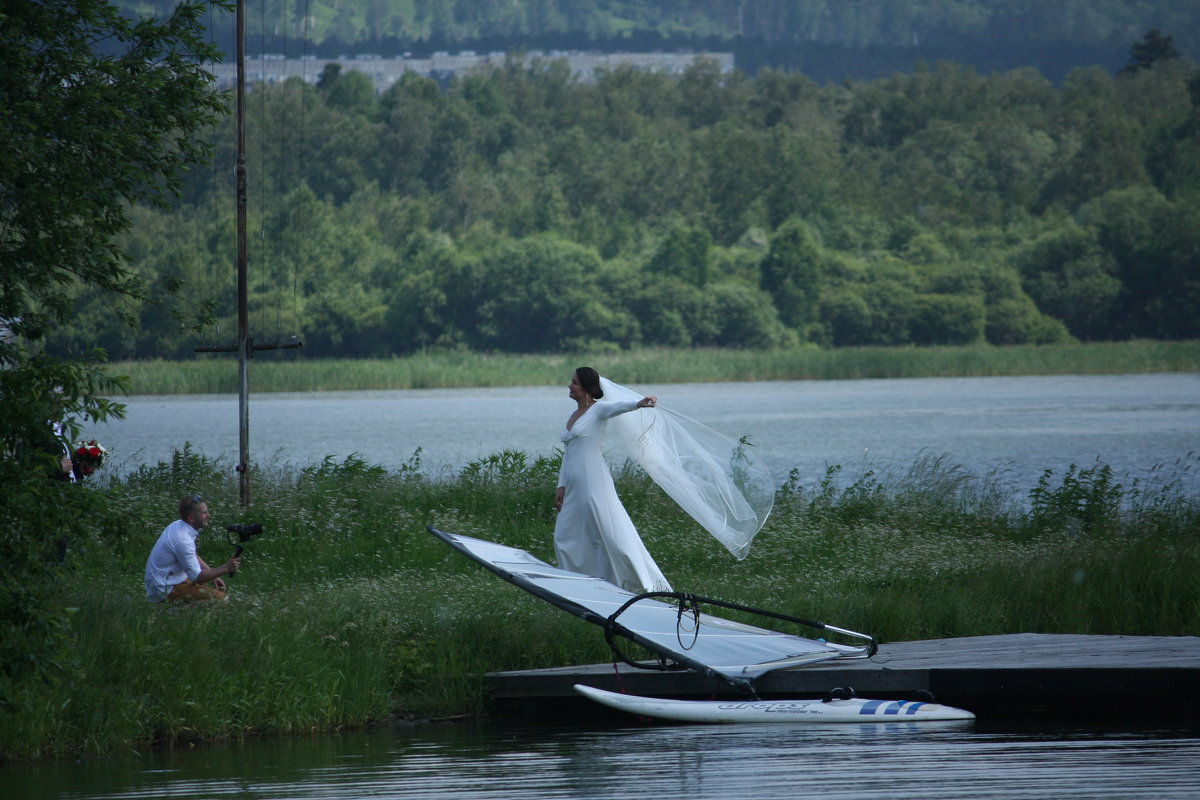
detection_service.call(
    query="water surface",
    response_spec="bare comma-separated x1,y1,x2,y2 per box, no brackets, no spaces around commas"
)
91,373,1200,496
8,719,1199,800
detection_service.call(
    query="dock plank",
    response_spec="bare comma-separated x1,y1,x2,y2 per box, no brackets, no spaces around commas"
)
487,634,1200,717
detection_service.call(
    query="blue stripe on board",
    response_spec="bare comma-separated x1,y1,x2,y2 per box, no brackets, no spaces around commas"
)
858,700,933,716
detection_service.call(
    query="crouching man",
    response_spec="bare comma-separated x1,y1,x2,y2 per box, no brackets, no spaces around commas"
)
144,494,241,602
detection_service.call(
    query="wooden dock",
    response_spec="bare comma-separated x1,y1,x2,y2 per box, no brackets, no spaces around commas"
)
487,634,1200,718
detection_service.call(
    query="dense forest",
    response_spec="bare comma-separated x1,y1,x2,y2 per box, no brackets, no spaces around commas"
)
52,33,1200,359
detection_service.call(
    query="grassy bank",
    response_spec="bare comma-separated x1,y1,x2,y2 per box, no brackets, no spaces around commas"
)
110,340,1200,395
3,448,1197,759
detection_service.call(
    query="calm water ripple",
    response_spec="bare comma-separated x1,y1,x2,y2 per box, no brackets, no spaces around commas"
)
12,722,1200,800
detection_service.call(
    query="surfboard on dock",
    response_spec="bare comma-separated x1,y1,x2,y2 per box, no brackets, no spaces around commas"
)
574,684,975,724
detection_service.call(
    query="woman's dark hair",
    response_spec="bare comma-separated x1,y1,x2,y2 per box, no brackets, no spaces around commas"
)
575,366,603,400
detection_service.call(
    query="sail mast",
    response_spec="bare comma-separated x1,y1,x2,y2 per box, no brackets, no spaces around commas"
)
195,0,302,506
234,0,250,506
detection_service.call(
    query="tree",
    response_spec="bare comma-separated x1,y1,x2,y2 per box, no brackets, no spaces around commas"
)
470,234,617,352
322,68,377,114
647,222,713,287
615,274,710,349
1015,221,1122,341
707,282,798,349
677,56,738,129
985,297,1072,345
1,0,229,702
860,279,918,345
699,122,773,243
1145,70,1200,202
316,62,342,90
1039,67,1149,212
909,293,986,345
1085,187,1200,338
760,218,823,330
1120,29,1181,76
820,289,874,346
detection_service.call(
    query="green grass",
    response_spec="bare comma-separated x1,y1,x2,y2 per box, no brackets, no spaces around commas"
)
2,448,1197,759
109,340,1200,395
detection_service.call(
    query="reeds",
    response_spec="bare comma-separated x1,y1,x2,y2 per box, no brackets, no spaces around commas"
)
3,448,1197,758
109,340,1200,395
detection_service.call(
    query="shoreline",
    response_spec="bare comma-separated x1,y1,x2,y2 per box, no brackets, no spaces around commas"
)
4,447,1197,760
105,340,1200,396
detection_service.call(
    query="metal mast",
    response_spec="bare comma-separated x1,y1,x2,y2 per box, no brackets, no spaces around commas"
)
196,0,301,507
235,0,250,506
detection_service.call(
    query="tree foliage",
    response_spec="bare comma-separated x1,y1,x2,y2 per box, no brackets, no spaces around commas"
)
1,0,229,702
1121,29,1182,75
43,29,1200,360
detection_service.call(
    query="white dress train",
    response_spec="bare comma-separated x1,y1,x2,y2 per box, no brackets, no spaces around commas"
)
552,398,672,594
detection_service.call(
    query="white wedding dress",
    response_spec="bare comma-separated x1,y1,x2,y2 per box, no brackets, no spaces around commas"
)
552,397,673,594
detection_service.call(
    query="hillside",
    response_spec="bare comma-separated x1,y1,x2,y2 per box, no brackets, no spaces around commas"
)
51,36,1200,359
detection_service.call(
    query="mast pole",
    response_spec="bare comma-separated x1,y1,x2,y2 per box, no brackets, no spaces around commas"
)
235,0,250,507
195,0,301,501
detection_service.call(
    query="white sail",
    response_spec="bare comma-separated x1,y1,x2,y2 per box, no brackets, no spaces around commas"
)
431,529,872,689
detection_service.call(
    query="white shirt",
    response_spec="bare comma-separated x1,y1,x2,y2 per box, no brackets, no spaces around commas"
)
52,420,76,483
144,519,203,601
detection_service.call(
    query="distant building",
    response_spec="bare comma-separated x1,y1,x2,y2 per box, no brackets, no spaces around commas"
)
208,50,734,93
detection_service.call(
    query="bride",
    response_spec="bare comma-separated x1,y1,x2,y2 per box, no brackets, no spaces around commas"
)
552,366,672,593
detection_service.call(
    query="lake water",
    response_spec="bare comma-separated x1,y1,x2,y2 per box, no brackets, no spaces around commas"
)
90,372,1200,497
8,719,1200,800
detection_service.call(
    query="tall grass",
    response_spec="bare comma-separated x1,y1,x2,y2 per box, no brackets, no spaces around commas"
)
2,448,1197,759
111,340,1200,395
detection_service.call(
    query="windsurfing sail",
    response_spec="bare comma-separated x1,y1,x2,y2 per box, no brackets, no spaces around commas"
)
430,527,875,696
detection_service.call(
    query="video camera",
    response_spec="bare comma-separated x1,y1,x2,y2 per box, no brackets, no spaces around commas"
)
225,522,263,557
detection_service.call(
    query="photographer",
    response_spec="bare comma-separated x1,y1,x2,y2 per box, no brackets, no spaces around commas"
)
144,494,242,602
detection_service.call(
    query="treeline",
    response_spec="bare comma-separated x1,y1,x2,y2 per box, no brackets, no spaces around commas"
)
52,49,1200,359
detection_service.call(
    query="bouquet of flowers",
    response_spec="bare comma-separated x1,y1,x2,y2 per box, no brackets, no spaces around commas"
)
73,440,108,478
